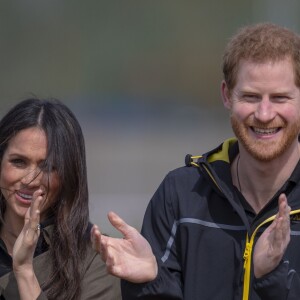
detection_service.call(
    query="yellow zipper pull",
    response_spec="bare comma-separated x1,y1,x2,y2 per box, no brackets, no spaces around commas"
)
243,241,252,269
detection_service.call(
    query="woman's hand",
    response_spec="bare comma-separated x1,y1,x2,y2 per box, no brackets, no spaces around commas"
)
253,193,291,278
13,189,44,300
91,211,158,283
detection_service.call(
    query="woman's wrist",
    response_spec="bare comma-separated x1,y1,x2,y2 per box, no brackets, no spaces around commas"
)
13,266,41,300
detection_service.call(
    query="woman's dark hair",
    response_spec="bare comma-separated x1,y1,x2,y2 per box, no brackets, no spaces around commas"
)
0,98,89,299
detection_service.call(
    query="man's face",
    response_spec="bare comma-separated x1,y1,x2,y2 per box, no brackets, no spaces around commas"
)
223,58,300,161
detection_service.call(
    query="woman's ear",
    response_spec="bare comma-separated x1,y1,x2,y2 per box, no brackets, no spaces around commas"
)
221,80,232,110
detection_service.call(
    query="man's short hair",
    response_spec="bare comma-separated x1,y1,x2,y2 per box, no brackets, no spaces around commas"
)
222,23,300,91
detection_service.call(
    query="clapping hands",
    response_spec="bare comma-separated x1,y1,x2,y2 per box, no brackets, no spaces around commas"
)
91,211,158,283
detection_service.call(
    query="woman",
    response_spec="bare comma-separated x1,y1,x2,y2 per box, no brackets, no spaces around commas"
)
0,98,120,299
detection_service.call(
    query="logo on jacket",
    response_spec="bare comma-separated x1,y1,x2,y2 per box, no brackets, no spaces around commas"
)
290,213,300,223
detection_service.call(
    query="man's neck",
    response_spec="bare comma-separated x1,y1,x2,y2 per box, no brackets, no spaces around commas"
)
233,145,300,213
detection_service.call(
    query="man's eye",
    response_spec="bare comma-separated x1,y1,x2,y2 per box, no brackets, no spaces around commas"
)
242,94,259,102
273,95,289,102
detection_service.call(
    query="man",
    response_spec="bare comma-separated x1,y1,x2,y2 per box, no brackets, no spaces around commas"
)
92,23,300,299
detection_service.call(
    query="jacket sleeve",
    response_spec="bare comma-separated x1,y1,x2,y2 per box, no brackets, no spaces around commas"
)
37,250,121,300
254,260,300,299
37,292,48,300
121,174,183,299
80,250,121,300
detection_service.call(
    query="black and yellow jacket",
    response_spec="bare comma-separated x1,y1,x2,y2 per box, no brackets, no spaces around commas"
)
0,222,121,300
122,138,300,299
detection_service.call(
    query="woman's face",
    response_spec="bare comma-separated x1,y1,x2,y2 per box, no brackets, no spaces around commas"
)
0,127,60,223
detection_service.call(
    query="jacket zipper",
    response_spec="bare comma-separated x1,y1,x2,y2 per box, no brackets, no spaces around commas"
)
190,149,300,299
242,209,300,300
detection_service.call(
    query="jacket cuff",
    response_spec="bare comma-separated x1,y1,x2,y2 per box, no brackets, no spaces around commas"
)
37,291,48,300
253,261,289,300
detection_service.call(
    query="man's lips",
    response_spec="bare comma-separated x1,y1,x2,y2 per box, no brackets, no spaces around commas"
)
251,127,281,135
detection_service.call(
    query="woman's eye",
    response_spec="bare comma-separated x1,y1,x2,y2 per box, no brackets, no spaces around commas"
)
40,162,57,173
10,159,25,167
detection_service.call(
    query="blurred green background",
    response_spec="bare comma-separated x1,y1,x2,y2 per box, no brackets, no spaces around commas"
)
0,1,299,235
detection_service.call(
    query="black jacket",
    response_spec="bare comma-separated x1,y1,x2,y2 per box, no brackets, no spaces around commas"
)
122,138,300,299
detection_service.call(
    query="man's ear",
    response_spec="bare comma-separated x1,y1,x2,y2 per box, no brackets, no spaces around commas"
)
221,80,232,110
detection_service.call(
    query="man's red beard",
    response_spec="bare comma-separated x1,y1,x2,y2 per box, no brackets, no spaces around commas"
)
231,115,300,161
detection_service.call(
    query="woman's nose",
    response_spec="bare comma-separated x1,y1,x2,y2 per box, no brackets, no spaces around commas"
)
20,167,43,186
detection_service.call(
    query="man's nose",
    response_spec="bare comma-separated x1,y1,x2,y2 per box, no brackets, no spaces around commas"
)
254,97,276,122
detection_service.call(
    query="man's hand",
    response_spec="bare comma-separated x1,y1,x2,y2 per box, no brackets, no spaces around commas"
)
91,211,158,283
253,193,291,278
